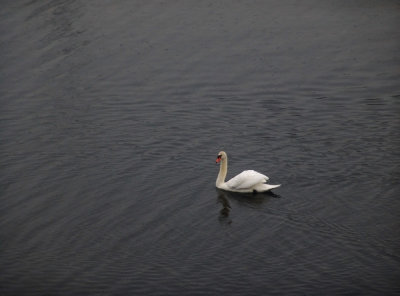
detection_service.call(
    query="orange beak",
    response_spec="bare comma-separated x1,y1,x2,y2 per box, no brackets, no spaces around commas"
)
216,156,221,163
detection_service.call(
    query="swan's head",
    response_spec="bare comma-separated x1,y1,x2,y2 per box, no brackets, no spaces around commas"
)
216,151,227,163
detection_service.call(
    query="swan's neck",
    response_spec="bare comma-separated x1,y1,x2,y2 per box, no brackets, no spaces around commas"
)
216,158,228,187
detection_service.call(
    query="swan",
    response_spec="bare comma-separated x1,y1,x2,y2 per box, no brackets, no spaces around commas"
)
215,151,281,193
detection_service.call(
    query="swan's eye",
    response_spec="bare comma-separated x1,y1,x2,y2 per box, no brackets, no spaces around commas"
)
217,155,222,159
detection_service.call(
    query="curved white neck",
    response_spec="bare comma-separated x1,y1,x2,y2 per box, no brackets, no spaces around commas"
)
216,157,228,187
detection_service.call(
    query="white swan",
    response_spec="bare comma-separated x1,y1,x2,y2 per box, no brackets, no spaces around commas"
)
215,151,281,193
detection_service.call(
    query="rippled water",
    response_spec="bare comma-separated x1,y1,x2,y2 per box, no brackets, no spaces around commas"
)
1,1,400,295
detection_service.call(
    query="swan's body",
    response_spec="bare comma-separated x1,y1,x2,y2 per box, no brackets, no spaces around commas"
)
216,151,280,193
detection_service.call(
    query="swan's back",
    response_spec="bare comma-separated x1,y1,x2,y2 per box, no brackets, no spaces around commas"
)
225,170,269,191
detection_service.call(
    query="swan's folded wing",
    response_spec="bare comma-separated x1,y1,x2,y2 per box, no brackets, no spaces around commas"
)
225,170,269,190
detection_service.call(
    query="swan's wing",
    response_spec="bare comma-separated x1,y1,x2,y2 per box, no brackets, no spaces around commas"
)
225,170,269,190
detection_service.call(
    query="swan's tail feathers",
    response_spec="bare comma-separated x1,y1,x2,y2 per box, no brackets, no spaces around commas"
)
255,183,281,192
265,184,281,190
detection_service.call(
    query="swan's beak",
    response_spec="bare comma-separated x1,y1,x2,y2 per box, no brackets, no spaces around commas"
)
216,156,221,163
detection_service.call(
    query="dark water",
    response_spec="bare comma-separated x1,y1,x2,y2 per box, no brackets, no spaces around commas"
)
1,1,400,295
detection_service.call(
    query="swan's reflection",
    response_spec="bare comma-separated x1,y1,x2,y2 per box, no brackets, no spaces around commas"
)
217,190,232,224
216,189,281,224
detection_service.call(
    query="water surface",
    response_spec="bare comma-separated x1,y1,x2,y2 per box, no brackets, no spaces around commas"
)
1,1,400,295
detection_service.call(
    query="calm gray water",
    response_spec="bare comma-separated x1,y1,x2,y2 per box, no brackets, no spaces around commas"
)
1,1,400,295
